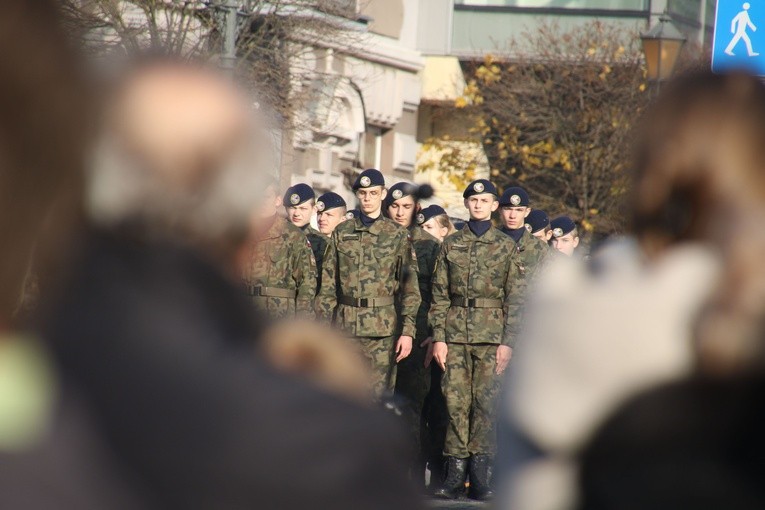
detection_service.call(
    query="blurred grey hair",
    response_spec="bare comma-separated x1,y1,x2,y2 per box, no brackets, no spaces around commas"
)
87,123,274,245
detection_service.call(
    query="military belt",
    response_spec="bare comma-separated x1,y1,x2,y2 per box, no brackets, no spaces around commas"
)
450,297,503,308
246,285,297,299
338,295,395,308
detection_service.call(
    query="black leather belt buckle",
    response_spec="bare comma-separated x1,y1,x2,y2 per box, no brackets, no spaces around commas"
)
468,298,477,307
359,298,369,307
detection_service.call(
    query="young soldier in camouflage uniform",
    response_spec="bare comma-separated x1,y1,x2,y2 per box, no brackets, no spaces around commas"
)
316,191,347,236
384,182,441,483
525,209,552,242
550,216,580,257
284,183,328,290
430,179,522,501
317,169,421,400
498,187,551,279
242,181,316,320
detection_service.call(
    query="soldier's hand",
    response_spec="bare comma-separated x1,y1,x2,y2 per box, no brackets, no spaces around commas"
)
421,337,434,368
395,335,413,362
495,345,513,375
433,342,448,371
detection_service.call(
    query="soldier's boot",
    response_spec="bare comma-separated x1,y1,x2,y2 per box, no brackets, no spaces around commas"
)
468,454,494,501
432,456,468,499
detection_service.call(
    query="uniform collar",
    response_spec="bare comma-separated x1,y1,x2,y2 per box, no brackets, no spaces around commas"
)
351,216,387,235
459,223,502,243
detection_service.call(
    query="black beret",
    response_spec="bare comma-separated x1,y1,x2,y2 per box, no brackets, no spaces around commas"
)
550,216,577,238
316,192,346,212
352,168,385,190
499,187,530,207
416,205,447,225
284,183,314,206
525,209,550,233
463,179,498,198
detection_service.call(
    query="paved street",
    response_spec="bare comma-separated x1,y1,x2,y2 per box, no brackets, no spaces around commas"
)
426,497,490,509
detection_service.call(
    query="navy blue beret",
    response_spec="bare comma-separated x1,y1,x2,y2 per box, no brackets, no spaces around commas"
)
499,187,530,207
525,209,550,233
463,179,498,198
316,192,346,212
384,181,417,210
416,205,447,225
284,183,314,206
550,216,577,238
352,168,385,190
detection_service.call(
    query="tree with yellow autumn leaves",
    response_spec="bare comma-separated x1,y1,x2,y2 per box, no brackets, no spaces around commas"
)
457,21,650,233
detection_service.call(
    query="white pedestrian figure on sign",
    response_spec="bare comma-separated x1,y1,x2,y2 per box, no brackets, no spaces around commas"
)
725,2,759,57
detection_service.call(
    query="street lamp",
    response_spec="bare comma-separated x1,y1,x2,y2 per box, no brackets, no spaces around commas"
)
640,13,687,83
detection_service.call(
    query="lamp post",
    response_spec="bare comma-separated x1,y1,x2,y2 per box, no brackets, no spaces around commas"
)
640,12,687,92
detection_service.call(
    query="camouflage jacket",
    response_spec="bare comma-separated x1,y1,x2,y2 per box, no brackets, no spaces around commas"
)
317,216,421,338
301,224,329,291
410,226,440,340
242,215,317,319
500,227,552,280
429,225,523,347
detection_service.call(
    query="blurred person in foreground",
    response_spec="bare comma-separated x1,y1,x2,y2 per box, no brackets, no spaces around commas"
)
43,60,420,510
576,71,765,510
0,1,153,507
499,71,765,510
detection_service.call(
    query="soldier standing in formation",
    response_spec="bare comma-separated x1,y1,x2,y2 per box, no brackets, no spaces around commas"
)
498,187,551,279
430,179,522,501
284,183,329,290
241,180,316,319
316,191,348,236
417,205,455,243
317,169,421,400
525,209,552,242
550,216,580,256
384,182,441,482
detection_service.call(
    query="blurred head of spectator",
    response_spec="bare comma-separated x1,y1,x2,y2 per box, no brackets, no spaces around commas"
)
87,61,273,266
631,71,765,374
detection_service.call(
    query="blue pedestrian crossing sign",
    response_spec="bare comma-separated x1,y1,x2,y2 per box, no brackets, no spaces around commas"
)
713,1,765,74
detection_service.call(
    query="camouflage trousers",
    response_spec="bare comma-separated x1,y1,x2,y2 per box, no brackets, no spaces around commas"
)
442,343,500,458
394,338,431,457
356,336,397,401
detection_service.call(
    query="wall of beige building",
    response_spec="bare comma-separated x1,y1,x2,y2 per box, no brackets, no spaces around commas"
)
280,0,425,212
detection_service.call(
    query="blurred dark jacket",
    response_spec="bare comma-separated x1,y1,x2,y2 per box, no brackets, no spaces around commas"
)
43,228,420,510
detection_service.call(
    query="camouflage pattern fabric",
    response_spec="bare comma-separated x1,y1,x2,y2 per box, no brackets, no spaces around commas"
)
502,227,552,280
242,215,316,319
301,224,329,291
442,343,500,457
316,216,420,338
395,226,440,456
429,225,523,348
356,335,398,399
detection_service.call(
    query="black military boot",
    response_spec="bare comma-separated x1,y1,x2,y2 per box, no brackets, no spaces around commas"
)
468,454,495,501
432,456,468,499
